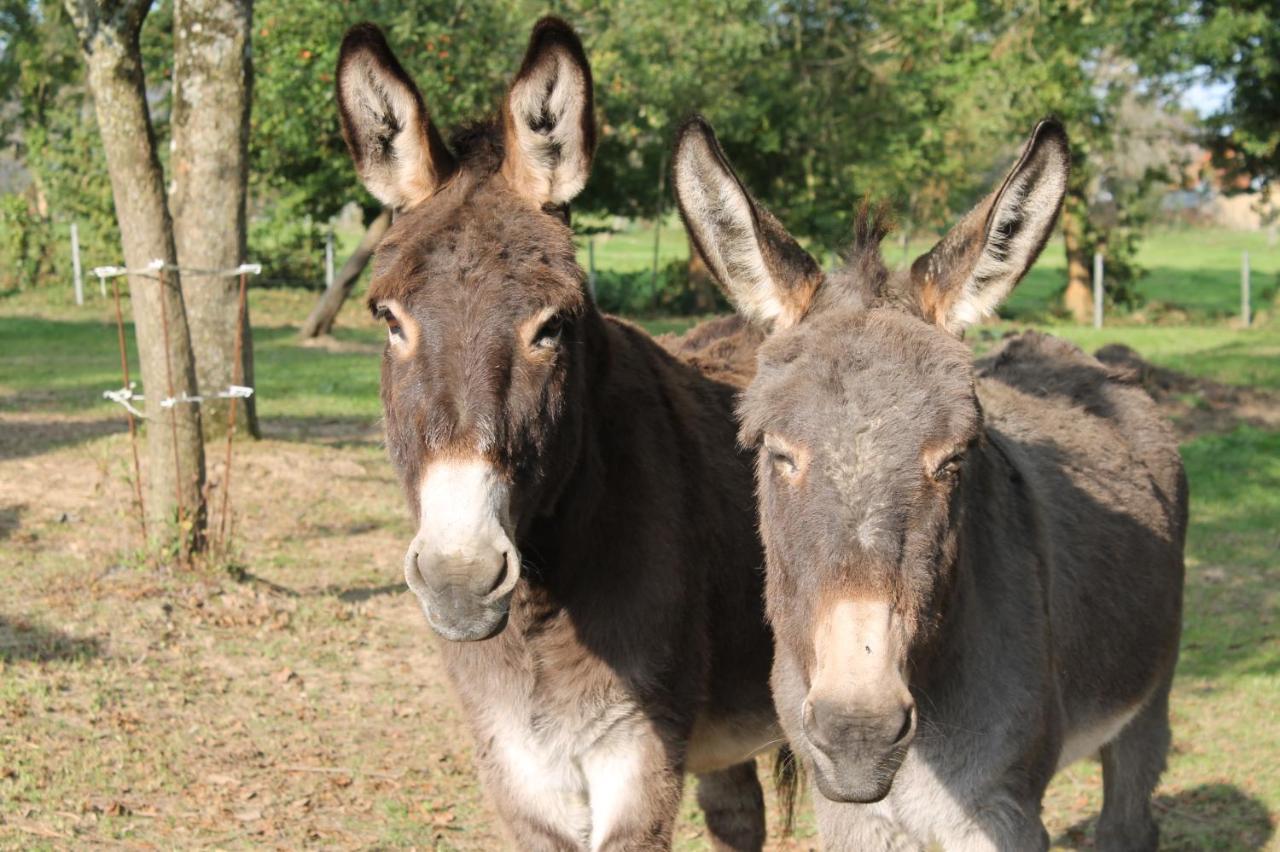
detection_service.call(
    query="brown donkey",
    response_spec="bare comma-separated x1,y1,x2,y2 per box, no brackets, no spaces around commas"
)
674,117,1186,850
336,20,780,850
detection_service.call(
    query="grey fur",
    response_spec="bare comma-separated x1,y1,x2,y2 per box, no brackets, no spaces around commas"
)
675,117,1186,850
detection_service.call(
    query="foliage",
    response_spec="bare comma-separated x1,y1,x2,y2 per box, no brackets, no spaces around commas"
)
592,259,729,317
1191,0,1280,194
0,1,175,287
0,193,48,289
247,188,327,287
0,0,1246,308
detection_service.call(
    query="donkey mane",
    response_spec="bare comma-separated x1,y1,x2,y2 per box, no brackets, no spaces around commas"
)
839,201,893,273
818,202,895,311
447,118,507,173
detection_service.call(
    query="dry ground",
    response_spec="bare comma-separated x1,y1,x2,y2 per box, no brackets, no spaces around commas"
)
1,335,1277,850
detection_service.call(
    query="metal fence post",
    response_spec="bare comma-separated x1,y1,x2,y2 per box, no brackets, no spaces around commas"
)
1092,252,1103,329
587,237,597,298
325,230,335,290
1242,250,1251,328
71,223,84,305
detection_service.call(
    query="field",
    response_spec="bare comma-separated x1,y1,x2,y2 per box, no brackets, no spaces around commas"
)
1,228,1278,849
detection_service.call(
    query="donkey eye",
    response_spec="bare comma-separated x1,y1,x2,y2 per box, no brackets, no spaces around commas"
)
533,314,565,349
770,450,798,475
933,453,964,481
375,305,404,339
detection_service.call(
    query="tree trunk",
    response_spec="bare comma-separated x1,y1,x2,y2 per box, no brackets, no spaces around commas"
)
66,0,207,553
171,0,258,439
299,208,392,338
1061,198,1092,323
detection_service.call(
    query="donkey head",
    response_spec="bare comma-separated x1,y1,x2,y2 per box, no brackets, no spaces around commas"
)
337,19,599,642
674,117,1068,802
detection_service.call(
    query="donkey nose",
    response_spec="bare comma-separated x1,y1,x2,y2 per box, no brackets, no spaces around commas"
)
804,696,916,758
416,549,511,600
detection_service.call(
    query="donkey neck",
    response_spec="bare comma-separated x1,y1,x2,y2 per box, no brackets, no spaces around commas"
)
517,312,742,594
915,428,1048,680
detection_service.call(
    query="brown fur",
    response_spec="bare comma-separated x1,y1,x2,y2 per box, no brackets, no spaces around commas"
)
336,21,778,850
675,117,1185,850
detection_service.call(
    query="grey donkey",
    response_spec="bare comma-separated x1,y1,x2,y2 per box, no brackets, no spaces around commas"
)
672,115,1186,851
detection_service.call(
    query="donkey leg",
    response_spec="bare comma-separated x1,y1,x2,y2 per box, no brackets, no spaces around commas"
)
581,729,686,851
1095,680,1172,852
695,761,765,851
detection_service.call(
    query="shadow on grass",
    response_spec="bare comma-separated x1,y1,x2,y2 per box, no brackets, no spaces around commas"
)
335,584,404,603
1053,784,1274,850
0,414,126,460
0,614,102,663
0,504,23,539
259,415,383,448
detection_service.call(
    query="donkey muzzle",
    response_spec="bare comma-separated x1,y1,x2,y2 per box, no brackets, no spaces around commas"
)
802,695,916,803
404,458,521,641
801,597,916,802
405,543,520,641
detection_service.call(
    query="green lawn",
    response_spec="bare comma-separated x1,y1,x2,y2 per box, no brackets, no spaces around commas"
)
575,222,1280,323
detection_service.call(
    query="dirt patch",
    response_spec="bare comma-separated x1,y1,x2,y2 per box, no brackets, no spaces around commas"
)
0,418,811,849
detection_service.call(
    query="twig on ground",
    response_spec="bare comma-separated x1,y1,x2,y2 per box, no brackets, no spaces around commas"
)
277,765,403,781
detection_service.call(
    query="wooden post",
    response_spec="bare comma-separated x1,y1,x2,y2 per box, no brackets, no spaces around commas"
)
1092,252,1104,329
587,237,596,299
71,223,84,304
325,230,335,290
650,220,661,297
650,153,666,296
1241,250,1251,328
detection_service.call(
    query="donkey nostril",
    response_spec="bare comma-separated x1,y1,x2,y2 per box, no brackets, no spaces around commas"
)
485,554,510,595
892,705,915,745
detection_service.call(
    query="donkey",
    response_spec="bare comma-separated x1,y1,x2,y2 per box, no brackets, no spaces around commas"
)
673,116,1186,850
335,20,781,850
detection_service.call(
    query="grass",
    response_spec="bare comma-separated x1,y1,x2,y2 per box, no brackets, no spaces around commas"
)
572,223,1280,323
1,242,1278,847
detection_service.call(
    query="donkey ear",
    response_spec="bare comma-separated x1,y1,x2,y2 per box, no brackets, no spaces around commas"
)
501,17,596,207
909,119,1069,334
673,116,822,329
336,23,456,210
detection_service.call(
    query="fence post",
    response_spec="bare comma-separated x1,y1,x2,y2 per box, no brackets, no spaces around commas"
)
587,237,597,299
1241,250,1251,329
70,223,84,305
650,153,666,298
325,230,335,290
1092,252,1104,329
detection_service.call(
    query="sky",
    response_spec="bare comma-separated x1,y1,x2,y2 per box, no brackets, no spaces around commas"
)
1180,77,1232,117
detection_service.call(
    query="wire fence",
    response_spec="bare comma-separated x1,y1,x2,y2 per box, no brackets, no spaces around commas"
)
91,258,260,560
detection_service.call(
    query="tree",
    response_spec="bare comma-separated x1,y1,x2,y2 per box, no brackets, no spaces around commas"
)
1192,0,1280,192
299,206,391,337
1,2,118,288
249,0,534,335
64,0,207,554
171,0,259,438
972,1,1195,320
